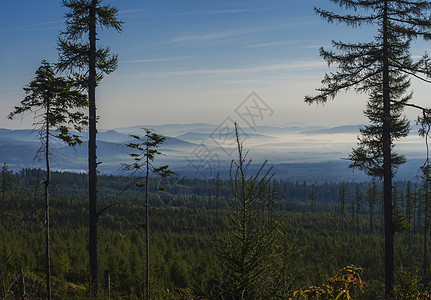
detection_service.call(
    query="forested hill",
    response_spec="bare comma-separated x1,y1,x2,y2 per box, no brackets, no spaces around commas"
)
1,168,428,298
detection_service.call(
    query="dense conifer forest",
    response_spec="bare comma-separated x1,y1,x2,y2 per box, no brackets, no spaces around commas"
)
4,0,431,299
1,168,431,298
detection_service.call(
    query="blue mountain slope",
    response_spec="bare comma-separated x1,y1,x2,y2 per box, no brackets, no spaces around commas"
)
98,130,130,143
0,129,39,142
299,125,362,135
177,131,276,142
0,143,40,164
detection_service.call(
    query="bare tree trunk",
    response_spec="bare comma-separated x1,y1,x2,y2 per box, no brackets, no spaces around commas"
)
407,183,412,252
45,102,51,300
88,0,99,295
425,178,429,277
1,164,5,227
356,184,360,235
145,140,150,300
369,183,374,234
382,1,394,296
104,270,111,299
19,265,25,300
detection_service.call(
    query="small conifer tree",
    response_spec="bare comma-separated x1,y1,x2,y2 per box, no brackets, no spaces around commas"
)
123,128,173,300
212,124,279,299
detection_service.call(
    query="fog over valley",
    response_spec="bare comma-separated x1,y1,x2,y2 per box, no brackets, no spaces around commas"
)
1,122,427,183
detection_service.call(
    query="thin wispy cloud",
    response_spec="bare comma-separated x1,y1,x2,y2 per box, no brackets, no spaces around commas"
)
303,45,322,49
197,9,251,14
5,20,64,32
123,28,257,50
118,9,146,15
172,6,289,17
166,9,252,16
171,26,279,44
121,6,288,19
121,40,172,51
124,56,193,64
172,29,253,43
134,60,327,78
117,8,253,22
247,40,304,48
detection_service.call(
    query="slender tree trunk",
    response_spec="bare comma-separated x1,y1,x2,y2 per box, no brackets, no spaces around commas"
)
382,1,394,296
425,183,429,277
145,141,150,300
408,225,411,251
104,270,111,300
19,265,25,300
45,104,51,300
407,183,411,251
356,205,359,235
1,169,5,226
1,194,3,227
356,184,360,235
370,195,374,234
88,0,99,295
239,143,250,293
351,199,355,228
419,206,423,234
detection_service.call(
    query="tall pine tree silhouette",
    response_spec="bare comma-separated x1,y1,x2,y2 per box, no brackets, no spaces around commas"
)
57,0,122,294
305,1,431,295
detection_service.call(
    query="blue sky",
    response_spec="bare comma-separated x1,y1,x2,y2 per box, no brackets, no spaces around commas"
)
1,0,430,130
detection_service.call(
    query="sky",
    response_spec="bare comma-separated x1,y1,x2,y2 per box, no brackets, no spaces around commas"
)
1,0,431,130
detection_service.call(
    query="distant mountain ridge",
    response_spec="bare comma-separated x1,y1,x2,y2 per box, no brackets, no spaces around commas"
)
299,125,363,135
176,131,275,142
0,122,426,182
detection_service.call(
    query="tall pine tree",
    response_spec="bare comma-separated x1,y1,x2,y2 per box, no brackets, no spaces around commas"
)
57,0,122,294
305,1,431,295
418,105,431,277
